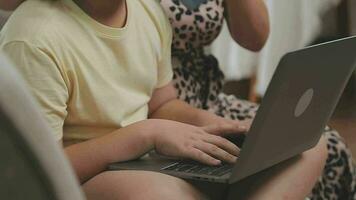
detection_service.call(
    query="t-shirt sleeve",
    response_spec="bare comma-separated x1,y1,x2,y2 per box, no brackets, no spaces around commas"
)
156,14,174,88
1,41,68,141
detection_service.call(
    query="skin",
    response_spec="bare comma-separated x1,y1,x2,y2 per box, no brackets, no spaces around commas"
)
65,82,246,183
225,0,270,51
0,0,327,199
0,0,22,10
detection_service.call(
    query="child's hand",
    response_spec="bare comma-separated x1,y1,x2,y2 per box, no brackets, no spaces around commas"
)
151,119,240,166
202,118,252,136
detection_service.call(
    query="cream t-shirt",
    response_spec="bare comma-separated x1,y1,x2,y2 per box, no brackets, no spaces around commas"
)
0,0,173,144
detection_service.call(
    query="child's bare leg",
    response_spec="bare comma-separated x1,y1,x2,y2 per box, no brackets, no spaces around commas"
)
83,170,205,200
84,137,327,200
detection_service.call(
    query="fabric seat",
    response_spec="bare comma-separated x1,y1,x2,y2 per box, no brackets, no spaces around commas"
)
0,55,84,200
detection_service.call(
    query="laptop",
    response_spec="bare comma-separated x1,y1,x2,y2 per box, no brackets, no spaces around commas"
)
108,36,356,185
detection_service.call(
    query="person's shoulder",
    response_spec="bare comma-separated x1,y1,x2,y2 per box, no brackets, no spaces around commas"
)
0,0,74,47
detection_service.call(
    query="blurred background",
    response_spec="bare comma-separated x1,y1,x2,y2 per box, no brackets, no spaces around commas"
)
0,0,355,156
210,0,356,158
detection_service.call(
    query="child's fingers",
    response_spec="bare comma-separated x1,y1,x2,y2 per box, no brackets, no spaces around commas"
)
231,119,252,132
202,123,246,135
194,142,237,164
202,134,240,156
187,148,221,166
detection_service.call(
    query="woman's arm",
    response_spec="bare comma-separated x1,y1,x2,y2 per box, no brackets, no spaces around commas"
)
224,0,270,51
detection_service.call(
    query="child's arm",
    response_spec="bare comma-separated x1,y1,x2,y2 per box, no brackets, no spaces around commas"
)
65,118,239,184
149,82,250,135
64,120,153,183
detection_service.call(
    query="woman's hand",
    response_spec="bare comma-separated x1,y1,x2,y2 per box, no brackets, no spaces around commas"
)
150,119,240,166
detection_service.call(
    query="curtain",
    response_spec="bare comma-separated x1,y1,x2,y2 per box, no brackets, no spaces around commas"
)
211,0,341,96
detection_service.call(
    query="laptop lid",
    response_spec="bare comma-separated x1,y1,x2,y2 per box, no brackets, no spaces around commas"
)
229,36,356,183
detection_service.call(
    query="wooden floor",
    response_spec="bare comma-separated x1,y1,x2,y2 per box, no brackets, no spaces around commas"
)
330,93,356,160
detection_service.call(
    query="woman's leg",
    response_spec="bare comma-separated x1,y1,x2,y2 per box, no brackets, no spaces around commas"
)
310,128,356,199
83,170,206,200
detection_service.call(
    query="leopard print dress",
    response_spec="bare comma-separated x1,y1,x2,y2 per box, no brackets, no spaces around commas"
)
160,0,356,199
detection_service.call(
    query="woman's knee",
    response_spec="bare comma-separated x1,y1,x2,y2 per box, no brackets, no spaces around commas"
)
83,170,204,200
306,136,328,161
302,135,328,175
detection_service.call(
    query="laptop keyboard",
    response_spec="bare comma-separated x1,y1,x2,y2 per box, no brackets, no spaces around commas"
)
162,161,233,176
159,135,244,177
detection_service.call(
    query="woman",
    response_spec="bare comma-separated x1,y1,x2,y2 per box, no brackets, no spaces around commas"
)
159,0,356,199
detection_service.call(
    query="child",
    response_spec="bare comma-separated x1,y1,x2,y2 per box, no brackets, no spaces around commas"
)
0,0,327,199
